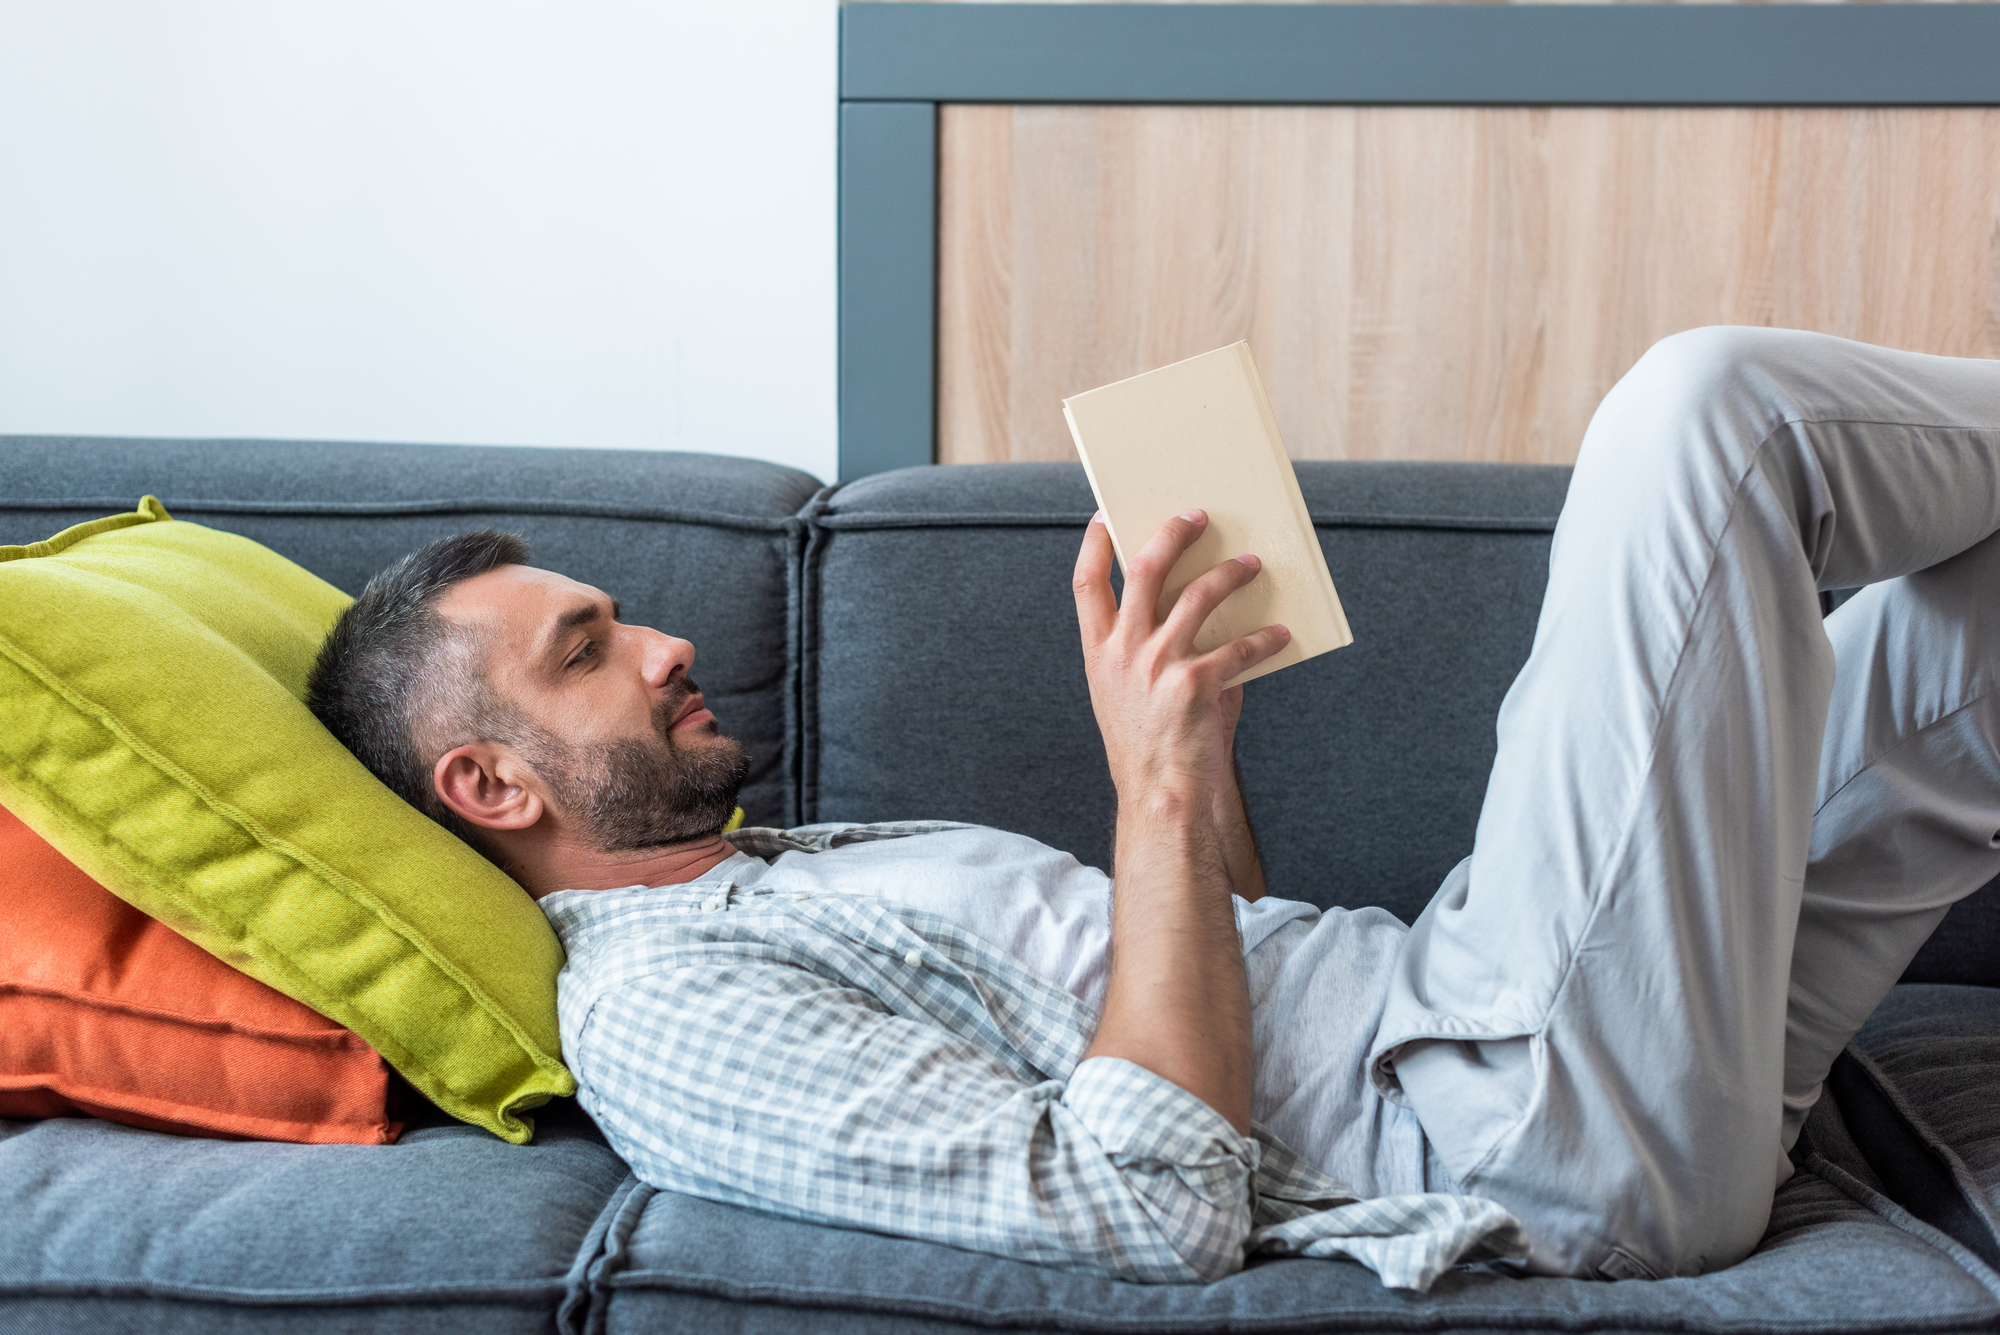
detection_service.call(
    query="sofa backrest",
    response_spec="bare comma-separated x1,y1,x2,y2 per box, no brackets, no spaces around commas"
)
0,438,822,827
807,459,1568,927
4,436,1992,982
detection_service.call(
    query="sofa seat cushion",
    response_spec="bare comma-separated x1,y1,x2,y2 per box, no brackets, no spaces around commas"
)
0,1101,629,1335
599,1155,2000,1335
1848,983,2000,1271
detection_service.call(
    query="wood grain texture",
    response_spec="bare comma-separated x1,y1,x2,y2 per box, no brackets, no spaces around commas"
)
937,105,2000,465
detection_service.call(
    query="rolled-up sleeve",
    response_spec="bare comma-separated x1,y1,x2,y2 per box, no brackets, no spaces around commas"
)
565,953,1259,1284
1060,1056,1260,1279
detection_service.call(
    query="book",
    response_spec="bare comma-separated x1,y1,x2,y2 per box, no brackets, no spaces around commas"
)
1061,341,1352,687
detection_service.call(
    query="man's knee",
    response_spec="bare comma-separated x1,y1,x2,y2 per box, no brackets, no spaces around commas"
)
1574,326,1830,506
1607,326,1814,431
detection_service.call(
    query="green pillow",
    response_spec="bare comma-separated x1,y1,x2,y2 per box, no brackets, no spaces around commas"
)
0,499,573,1142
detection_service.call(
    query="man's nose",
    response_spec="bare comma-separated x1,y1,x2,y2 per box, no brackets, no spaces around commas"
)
635,626,696,688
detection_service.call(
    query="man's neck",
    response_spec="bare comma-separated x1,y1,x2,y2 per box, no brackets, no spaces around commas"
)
521,832,738,898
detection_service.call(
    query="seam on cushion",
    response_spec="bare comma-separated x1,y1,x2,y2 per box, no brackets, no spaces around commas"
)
0,1279,568,1308
0,496,800,532
574,1177,656,1335
556,1173,648,1335
0,637,574,1131
0,1078,395,1144
811,510,1559,534
1312,514,1556,532
602,1262,2000,1334
1806,1151,2000,1303
1835,1046,2000,1270
0,500,165,561
796,492,835,826
782,502,827,830
0,980,380,1044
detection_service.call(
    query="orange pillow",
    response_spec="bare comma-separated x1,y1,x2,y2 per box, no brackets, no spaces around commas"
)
0,804,402,1144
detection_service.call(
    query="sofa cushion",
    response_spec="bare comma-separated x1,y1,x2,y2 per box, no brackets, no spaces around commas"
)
807,461,1566,924
0,803,400,1144
1846,984,2000,1272
0,499,571,1142
597,1134,2000,1334
0,1101,630,1335
0,436,823,828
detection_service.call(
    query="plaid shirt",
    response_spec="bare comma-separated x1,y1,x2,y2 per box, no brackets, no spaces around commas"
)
542,823,1526,1290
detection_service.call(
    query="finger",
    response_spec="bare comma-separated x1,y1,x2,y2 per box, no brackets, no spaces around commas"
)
1161,553,1262,653
1071,511,1119,645
1196,623,1292,682
1121,509,1208,629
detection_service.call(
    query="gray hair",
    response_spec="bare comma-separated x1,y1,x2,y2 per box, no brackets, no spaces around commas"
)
306,529,530,861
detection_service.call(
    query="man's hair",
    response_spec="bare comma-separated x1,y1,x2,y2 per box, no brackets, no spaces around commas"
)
306,529,530,859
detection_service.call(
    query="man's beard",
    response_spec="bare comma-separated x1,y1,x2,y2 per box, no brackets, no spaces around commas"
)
525,679,749,852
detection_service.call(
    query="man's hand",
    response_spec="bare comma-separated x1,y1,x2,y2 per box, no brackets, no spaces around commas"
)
1072,509,1290,810
1072,509,1289,1133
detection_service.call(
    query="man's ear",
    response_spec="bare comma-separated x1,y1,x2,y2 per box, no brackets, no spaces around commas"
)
434,743,546,833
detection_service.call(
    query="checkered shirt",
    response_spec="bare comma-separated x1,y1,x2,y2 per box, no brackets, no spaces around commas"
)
541,822,1527,1290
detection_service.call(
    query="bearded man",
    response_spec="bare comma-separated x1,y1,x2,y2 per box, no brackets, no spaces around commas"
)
307,328,2000,1290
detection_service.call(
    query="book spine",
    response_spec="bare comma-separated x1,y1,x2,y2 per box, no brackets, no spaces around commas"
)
1062,399,1130,574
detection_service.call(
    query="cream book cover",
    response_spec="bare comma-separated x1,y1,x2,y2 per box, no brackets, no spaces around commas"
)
1062,342,1352,687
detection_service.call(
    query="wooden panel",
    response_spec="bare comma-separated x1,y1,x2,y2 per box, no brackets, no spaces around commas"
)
937,105,2000,465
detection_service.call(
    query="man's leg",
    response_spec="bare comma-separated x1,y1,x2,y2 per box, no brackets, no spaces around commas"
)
1367,327,2000,1280
1785,539,2000,1144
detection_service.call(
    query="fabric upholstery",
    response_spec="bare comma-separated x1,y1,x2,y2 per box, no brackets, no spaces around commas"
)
0,1101,630,1335
1848,984,2000,1272
601,1151,2000,1334
1902,883,2000,987
602,1090,1998,1331
0,803,400,1143
0,499,570,1142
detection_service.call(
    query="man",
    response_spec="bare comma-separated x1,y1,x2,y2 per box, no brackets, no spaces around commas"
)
308,328,2000,1290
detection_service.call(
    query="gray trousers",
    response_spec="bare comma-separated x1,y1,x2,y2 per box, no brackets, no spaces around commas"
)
1368,327,2000,1280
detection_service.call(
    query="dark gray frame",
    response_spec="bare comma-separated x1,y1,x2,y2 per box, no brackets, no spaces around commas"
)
836,2,2000,479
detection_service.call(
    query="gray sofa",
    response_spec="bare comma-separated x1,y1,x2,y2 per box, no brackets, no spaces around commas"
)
3,436,1997,1334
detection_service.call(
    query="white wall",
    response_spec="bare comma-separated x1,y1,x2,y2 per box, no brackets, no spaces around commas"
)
0,1,839,481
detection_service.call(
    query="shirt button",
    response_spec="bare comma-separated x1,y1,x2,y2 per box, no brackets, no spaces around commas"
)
903,948,925,968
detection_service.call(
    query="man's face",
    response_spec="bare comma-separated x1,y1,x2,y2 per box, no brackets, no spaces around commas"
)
436,564,748,850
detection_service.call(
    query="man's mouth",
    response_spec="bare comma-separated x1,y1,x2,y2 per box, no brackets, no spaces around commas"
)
668,693,713,732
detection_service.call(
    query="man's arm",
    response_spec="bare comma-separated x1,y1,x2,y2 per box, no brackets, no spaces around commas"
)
1120,703,1266,901
1215,747,1267,903
1072,510,1289,1135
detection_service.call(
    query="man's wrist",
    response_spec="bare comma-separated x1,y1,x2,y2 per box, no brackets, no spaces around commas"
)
1113,795,1232,896
1117,785,1214,833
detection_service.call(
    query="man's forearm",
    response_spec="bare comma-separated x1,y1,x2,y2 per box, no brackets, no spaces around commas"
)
1084,792,1253,1134
1214,754,1266,903
1069,509,1285,1140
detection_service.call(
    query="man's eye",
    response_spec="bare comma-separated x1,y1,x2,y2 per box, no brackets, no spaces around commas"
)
572,640,598,666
